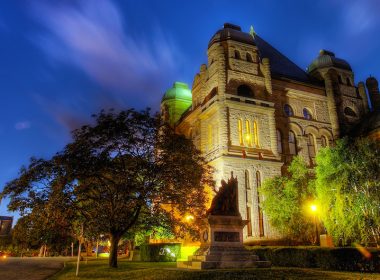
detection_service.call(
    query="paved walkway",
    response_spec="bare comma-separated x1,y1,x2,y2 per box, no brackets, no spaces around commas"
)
0,257,75,280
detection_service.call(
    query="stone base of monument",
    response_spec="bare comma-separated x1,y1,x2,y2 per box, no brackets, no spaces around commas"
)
177,215,271,270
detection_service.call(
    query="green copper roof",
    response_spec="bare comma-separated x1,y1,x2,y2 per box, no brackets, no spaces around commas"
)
162,82,192,102
308,50,352,73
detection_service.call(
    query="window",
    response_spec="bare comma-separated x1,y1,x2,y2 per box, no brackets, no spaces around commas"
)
289,131,297,155
276,130,283,153
245,120,251,146
234,50,241,59
253,121,259,147
237,85,253,98
238,119,243,145
256,171,264,237
321,136,328,147
307,134,316,158
344,107,357,117
245,170,252,237
284,104,294,117
246,53,253,62
338,75,343,84
346,77,352,86
303,108,313,120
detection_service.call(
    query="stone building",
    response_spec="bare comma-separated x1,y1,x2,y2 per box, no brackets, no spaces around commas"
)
160,23,380,244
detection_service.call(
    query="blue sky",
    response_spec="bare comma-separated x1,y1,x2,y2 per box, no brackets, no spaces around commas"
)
1,0,380,220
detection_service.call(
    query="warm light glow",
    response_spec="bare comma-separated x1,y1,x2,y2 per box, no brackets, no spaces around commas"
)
185,215,194,221
245,134,250,141
310,204,317,212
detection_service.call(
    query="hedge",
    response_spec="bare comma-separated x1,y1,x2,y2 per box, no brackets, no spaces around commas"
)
249,246,380,272
140,243,181,262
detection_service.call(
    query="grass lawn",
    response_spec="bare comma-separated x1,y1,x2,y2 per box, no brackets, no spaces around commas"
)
49,259,380,280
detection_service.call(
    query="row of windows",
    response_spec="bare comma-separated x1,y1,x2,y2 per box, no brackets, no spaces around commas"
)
283,104,313,120
238,119,259,147
244,170,264,237
234,50,254,62
277,130,329,157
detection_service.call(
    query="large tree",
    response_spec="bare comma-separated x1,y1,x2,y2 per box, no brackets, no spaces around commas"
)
315,137,380,246
259,156,316,243
2,109,213,267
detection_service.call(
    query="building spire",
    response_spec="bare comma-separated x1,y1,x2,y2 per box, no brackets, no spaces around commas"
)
249,25,256,38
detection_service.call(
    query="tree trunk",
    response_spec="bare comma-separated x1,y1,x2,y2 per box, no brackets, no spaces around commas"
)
109,233,121,268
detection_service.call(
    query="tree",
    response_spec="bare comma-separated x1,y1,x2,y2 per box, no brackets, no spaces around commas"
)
315,137,380,246
259,156,316,243
2,108,213,267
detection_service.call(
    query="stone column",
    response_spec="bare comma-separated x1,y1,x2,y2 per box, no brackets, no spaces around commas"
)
262,58,273,95
358,82,369,115
323,73,340,139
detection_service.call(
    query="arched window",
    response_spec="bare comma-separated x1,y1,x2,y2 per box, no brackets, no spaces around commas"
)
344,107,357,117
289,131,297,155
234,50,241,59
253,121,259,147
321,136,328,147
245,120,251,146
307,134,316,158
256,171,264,237
237,85,254,98
284,104,294,117
276,129,283,154
246,53,253,62
338,75,343,84
346,77,352,86
238,119,243,145
245,170,252,237
303,108,313,120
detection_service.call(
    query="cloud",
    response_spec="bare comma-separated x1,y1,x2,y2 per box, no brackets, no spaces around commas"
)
29,0,181,100
340,0,380,35
15,121,31,130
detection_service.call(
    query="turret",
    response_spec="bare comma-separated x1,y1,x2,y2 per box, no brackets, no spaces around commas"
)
366,76,380,111
161,82,192,127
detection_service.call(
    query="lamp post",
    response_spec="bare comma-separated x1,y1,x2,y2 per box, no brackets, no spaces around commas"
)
310,204,319,246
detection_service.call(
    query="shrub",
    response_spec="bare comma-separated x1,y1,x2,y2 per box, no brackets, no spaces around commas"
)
249,246,380,272
140,243,181,262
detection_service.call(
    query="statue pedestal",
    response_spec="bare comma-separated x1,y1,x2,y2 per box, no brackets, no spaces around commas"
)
177,215,270,269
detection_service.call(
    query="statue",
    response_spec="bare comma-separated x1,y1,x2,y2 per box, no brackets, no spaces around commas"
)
207,172,239,216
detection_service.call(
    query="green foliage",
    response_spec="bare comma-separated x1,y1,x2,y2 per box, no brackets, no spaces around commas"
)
315,138,380,246
1,108,213,268
250,246,380,272
260,156,316,243
140,243,181,262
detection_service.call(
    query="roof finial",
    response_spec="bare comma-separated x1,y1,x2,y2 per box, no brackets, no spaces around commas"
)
249,25,256,38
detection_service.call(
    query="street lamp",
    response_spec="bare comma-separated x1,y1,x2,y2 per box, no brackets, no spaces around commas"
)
310,204,319,246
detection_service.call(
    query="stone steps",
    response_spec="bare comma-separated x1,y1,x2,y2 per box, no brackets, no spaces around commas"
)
177,259,271,270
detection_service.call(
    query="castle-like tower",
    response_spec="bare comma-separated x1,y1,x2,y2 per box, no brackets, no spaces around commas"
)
161,23,377,243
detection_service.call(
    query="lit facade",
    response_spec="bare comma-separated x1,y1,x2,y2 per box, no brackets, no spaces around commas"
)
161,23,380,243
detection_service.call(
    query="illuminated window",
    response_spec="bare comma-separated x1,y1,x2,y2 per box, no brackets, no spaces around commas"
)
289,131,297,155
245,170,252,236
307,134,316,158
284,104,294,117
256,171,264,237
234,50,241,59
321,136,328,147
253,121,259,147
245,120,251,146
238,119,243,145
303,108,313,120
276,130,283,153
344,107,357,117
246,53,253,62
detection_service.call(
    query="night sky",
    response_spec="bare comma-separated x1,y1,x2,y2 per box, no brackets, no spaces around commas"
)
1,0,380,220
